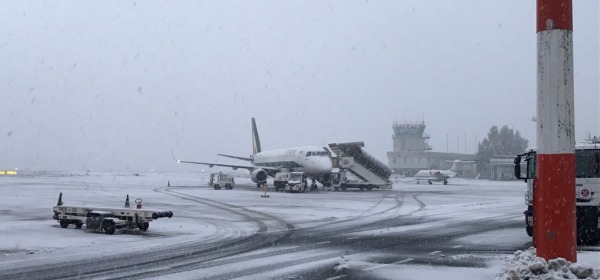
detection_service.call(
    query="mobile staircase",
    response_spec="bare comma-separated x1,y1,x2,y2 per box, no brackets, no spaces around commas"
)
328,142,393,190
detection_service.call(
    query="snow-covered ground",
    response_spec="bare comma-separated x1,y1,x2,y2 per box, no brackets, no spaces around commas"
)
0,172,598,279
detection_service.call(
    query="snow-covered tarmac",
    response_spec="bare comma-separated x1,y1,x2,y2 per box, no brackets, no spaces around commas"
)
0,172,598,279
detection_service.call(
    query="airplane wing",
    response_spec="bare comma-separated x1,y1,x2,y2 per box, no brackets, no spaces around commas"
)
172,150,267,171
415,176,443,181
217,154,253,161
177,160,280,172
177,160,251,171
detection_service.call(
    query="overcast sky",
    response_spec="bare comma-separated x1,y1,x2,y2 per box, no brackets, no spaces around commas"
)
1,1,598,172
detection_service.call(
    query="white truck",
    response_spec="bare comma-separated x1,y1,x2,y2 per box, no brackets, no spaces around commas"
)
209,172,235,190
273,172,291,192
52,193,173,235
514,142,600,244
330,170,385,191
284,172,308,193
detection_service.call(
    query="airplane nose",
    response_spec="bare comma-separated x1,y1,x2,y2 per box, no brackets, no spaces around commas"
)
322,158,333,171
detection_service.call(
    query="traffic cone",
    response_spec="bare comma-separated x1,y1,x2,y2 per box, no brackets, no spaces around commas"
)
125,194,130,208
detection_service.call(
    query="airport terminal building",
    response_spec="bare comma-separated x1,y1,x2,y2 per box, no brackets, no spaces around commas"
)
387,122,477,177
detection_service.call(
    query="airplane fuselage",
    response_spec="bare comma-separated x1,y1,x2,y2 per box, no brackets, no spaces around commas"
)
414,170,456,182
176,118,334,186
252,145,332,177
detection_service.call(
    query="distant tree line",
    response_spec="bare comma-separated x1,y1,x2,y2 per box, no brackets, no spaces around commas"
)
477,125,529,179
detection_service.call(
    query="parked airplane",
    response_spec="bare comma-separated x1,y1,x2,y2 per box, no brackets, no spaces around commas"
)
175,118,333,189
414,160,475,185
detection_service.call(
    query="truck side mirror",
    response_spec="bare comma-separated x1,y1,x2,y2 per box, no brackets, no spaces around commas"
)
514,156,522,179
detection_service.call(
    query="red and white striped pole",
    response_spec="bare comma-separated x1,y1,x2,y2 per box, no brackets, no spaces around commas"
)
535,0,576,261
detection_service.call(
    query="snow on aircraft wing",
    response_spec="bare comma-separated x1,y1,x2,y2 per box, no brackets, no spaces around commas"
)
217,154,253,161
177,160,280,172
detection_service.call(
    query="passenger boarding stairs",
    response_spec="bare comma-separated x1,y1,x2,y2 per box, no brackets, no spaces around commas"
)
328,142,392,187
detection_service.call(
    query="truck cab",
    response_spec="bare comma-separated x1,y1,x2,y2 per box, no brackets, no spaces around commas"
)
209,172,235,190
331,170,348,191
285,172,308,193
514,143,600,244
274,172,291,192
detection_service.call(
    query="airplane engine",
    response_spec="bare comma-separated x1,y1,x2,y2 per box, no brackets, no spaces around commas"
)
250,169,268,184
317,173,332,186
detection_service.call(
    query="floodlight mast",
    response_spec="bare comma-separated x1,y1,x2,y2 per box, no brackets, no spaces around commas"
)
535,0,576,262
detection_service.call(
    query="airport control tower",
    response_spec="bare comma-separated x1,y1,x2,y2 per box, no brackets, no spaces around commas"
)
387,121,476,176
391,121,432,153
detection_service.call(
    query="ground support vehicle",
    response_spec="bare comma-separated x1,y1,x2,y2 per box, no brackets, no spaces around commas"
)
284,172,308,193
84,211,129,234
52,193,173,235
330,169,391,191
328,142,393,191
274,172,291,192
514,142,600,244
208,172,235,190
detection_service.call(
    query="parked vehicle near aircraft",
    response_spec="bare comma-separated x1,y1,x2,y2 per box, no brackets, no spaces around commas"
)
284,172,308,193
273,172,291,192
209,172,235,190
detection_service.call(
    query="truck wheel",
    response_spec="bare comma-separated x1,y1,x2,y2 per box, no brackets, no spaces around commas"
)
213,184,221,190
59,220,69,228
525,225,533,237
103,223,116,235
341,184,347,191
139,222,149,231
428,180,433,185
311,184,317,191
443,180,448,185
75,221,83,229
366,185,373,191
225,184,232,190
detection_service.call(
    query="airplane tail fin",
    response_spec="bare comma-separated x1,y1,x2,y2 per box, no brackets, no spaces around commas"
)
447,160,476,172
449,160,460,172
251,117,262,155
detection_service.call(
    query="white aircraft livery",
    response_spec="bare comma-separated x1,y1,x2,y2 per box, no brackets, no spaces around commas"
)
176,118,333,188
414,160,475,185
